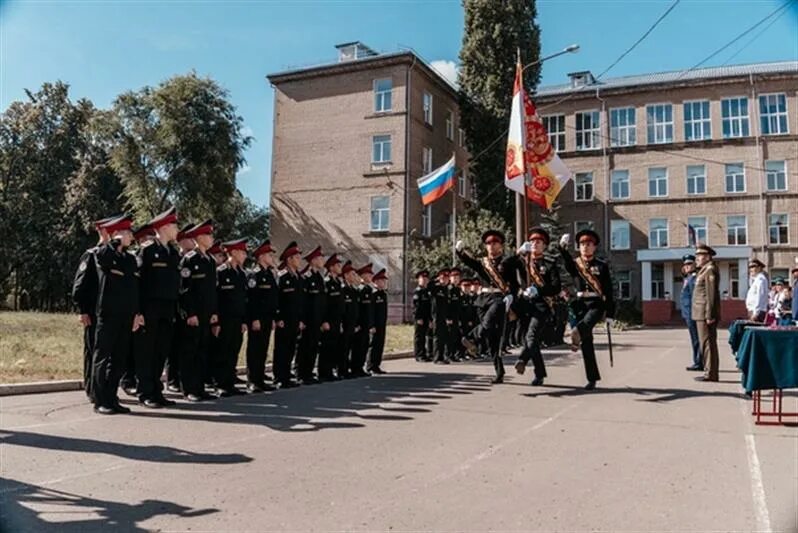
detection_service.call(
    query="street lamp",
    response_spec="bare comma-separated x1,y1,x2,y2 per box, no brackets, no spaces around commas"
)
522,44,580,72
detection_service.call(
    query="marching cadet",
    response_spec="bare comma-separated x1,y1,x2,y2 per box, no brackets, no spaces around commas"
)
214,239,249,397
205,239,229,388
447,268,463,362
297,246,326,385
134,207,181,408
430,268,450,364
245,240,279,393
469,278,487,358
72,215,114,402
178,220,218,402
340,260,361,379
319,254,344,381
367,268,389,374
91,215,143,414
558,230,615,390
351,264,375,377
273,242,304,389
691,244,720,382
412,270,432,362
514,228,561,386
459,279,475,360
165,223,199,393
456,230,523,383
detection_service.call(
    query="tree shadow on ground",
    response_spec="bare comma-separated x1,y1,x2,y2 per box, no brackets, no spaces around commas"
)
0,478,217,532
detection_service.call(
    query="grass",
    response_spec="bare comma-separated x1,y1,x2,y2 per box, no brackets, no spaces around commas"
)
0,312,415,384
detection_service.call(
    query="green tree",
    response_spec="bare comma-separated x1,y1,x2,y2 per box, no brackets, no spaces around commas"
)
459,0,542,225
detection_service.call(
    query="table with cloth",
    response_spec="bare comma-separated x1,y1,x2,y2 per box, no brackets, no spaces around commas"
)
728,320,762,354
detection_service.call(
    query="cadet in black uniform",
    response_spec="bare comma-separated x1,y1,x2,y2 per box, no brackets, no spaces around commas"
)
135,207,181,408
412,270,431,362
178,220,218,402
122,225,156,396
459,279,475,359
368,268,389,374
430,269,450,364
245,240,278,393
456,230,523,383
165,223,197,393
351,264,374,377
273,242,303,389
297,246,326,385
340,261,360,379
319,254,344,381
214,239,248,397
558,229,615,390
447,268,463,362
72,215,114,402
513,228,561,386
91,215,142,414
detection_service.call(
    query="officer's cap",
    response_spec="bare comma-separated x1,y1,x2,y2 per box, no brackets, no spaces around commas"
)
694,243,717,257
575,229,600,246
208,240,224,256
100,214,133,233
324,253,341,269
187,219,214,238
356,263,373,276
222,238,248,253
748,258,765,269
253,240,273,258
527,227,550,245
342,260,356,275
682,254,695,264
415,270,429,278
279,241,301,261
372,268,387,281
481,230,505,245
148,206,178,230
303,245,323,263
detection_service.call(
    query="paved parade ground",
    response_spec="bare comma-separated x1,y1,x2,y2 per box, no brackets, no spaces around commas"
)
1,328,796,532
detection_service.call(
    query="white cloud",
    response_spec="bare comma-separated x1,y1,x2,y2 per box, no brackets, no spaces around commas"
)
430,60,459,88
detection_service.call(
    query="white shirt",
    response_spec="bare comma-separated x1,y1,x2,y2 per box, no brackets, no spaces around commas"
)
746,272,769,314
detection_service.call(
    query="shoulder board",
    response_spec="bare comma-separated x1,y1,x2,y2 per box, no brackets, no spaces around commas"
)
277,269,288,277
184,250,197,259
217,263,229,271
141,240,154,248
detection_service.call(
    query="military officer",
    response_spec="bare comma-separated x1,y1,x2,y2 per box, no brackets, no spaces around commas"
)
691,244,720,382
214,239,249,397
447,267,463,362
165,223,198,393
319,254,344,381
273,242,304,389
558,229,615,390
368,268,389,374
430,268,450,364
412,270,432,362
297,246,326,385
245,240,279,392
458,279,474,360
340,260,361,379
680,255,702,372
351,264,375,377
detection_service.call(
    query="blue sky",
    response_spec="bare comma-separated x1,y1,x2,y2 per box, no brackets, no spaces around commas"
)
2,0,796,208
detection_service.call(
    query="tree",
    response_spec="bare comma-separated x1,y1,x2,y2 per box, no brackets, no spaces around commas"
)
538,200,566,253
459,0,542,225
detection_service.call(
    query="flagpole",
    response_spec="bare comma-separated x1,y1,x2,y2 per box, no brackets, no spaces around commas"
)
514,47,524,249
452,177,457,264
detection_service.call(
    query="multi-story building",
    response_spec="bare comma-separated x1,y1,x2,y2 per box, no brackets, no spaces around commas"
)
267,42,470,322
533,61,798,325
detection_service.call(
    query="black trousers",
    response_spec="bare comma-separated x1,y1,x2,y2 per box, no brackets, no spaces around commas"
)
467,296,505,377
246,315,274,386
350,327,370,373
168,320,184,388
518,309,549,379
135,302,175,401
297,322,321,380
432,318,449,362
92,314,133,408
339,328,356,378
319,322,342,378
575,306,604,383
414,319,429,359
368,325,386,371
273,320,299,383
82,318,96,400
216,317,244,391
447,321,462,358
180,316,210,396
119,334,137,389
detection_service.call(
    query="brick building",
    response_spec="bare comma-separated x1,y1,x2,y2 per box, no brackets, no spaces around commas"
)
267,43,470,322
533,61,798,325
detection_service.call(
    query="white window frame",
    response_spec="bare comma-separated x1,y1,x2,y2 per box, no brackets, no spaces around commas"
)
422,146,433,174
649,218,669,249
575,110,601,151
768,213,789,245
651,263,665,299
610,169,630,200
543,114,566,152
372,134,392,163
458,170,467,198
421,204,432,237
574,172,594,202
609,107,636,147
684,100,711,141
687,216,708,247
730,264,740,298
765,160,788,192
727,215,748,246
616,270,632,300
610,219,630,250
445,110,454,140
724,163,746,194
370,196,390,232
373,78,392,113
686,164,706,196
648,167,668,198
458,128,465,148
423,91,433,126
759,93,789,135
721,96,750,138
646,103,674,144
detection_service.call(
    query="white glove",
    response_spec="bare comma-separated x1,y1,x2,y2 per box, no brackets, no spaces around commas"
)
559,233,571,248
518,241,533,255
503,294,513,312
455,240,464,252
606,318,615,326
523,285,538,299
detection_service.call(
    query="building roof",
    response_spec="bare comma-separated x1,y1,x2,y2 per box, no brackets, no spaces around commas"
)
535,60,798,98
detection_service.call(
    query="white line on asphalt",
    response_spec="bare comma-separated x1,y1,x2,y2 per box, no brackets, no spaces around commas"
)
744,433,772,533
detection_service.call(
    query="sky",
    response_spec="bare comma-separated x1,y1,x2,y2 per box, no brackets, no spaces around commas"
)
2,0,796,209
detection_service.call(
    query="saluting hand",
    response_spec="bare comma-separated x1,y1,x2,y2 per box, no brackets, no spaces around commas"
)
241,323,248,334
559,233,571,248
321,322,331,332
252,320,261,332
187,316,199,327
79,314,92,327
298,321,306,331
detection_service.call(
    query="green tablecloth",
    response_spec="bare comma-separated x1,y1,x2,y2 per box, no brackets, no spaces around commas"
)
735,327,798,393
728,320,762,353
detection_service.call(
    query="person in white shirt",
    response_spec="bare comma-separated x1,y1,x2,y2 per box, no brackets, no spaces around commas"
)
745,259,769,322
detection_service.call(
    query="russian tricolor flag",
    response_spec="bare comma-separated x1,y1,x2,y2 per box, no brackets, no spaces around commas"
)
417,155,456,206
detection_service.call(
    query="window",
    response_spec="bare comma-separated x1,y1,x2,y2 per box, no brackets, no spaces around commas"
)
445,213,453,238
372,135,392,163
646,104,673,144
684,100,711,141
687,216,707,246
543,114,566,152
616,270,631,300
458,170,467,198
370,196,390,232
730,264,740,298
651,263,665,299
725,163,745,193
422,146,433,174
649,218,668,248
374,78,392,112
611,169,630,200
421,204,432,237
575,111,601,150
727,215,747,245
769,214,789,245
446,111,454,140
722,97,749,138
759,94,788,135
610,220,630,250
686,165,706,195
648,167,668,197
423,92,433,125
766,160,787,191
574,172,594,201
458,128,465,147
610,107,636,146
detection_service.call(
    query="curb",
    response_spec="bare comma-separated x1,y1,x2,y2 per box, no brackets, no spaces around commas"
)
0,351,415,397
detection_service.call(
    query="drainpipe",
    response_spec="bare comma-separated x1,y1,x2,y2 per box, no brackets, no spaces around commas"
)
402,54,417,323
750,73,767,258
595,87,609,255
